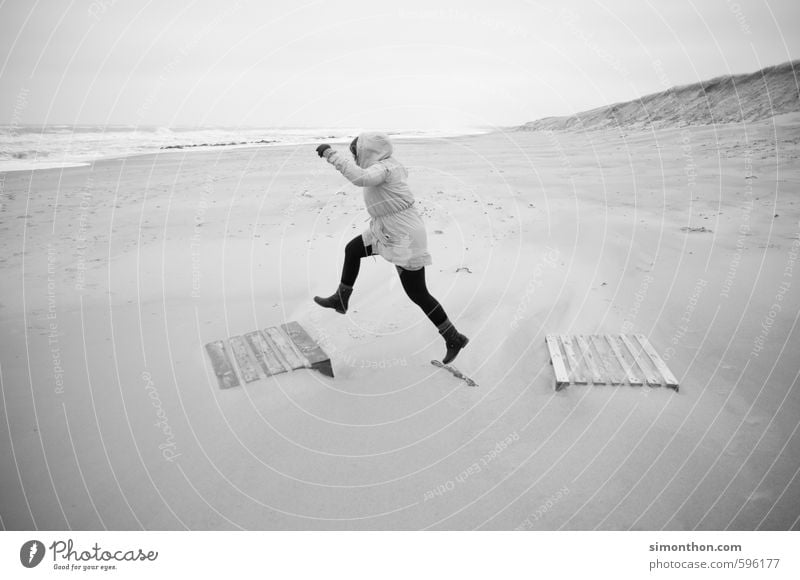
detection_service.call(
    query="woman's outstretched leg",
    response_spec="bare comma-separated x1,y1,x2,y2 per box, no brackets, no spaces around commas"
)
398,266,469,363
314,235,372,314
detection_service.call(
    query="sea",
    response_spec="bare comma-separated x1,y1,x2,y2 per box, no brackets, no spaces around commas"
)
0,124,489,173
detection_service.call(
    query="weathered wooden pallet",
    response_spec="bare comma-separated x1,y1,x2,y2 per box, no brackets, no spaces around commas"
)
204,322,333,389
545,334,678,392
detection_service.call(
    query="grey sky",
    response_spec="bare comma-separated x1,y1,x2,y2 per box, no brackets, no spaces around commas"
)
1,0,798,130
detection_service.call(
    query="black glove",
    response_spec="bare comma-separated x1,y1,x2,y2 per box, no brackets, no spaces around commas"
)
316,144,331,158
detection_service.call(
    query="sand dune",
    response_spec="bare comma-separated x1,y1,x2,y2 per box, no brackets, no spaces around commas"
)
519,60,800,131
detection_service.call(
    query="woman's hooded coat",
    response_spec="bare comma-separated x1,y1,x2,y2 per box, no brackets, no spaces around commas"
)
326,132,432,270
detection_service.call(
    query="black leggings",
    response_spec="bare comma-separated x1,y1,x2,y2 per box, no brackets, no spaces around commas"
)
341,235,448,327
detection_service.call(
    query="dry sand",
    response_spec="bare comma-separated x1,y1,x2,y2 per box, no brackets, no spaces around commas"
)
1,114,799,530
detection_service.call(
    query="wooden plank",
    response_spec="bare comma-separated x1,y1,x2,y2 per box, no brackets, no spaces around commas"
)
545,333,677,392
204,340,240,389
229,336,262,383
560,335,586,384
620,334,661,386
635,334,679,391
264,326,309,371
245,330,289,377
605,335,642,385
576,335,603,384
545,335,570,390
590,335,625,385
281,321,334,378
262,327,299,371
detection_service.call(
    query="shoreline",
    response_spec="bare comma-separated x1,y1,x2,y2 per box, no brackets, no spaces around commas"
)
0,128,493,176
7,113,796,177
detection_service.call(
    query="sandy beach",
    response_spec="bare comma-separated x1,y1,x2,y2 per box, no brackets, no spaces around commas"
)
1,114,798,530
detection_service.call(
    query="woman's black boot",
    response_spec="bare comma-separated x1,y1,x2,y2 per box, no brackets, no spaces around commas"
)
437,319,469,364
313,283,353,314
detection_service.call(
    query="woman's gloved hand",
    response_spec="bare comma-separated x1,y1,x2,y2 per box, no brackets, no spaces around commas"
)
316,144,332,158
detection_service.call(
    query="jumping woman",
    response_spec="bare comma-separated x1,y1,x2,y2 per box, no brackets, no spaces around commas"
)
314,132,469,364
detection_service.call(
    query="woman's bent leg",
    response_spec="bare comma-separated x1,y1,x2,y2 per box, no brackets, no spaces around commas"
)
314,235,372,314
341,235,373,287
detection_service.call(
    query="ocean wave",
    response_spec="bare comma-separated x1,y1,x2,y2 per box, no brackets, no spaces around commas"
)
0,125,487,173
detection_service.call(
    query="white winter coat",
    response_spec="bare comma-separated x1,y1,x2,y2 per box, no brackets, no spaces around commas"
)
325,132,432,270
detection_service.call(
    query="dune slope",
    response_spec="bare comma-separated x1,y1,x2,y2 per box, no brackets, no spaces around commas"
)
519,60,800,131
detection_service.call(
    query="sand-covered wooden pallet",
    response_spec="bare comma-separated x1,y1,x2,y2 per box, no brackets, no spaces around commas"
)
545,334,678,392
205,321,333,389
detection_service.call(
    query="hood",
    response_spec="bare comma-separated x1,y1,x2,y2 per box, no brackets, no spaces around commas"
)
356,132,393,169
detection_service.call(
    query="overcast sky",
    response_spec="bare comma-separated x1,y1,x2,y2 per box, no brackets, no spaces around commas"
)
1,0,798,130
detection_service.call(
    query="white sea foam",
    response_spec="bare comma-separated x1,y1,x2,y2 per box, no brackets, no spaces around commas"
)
0,125,489,173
